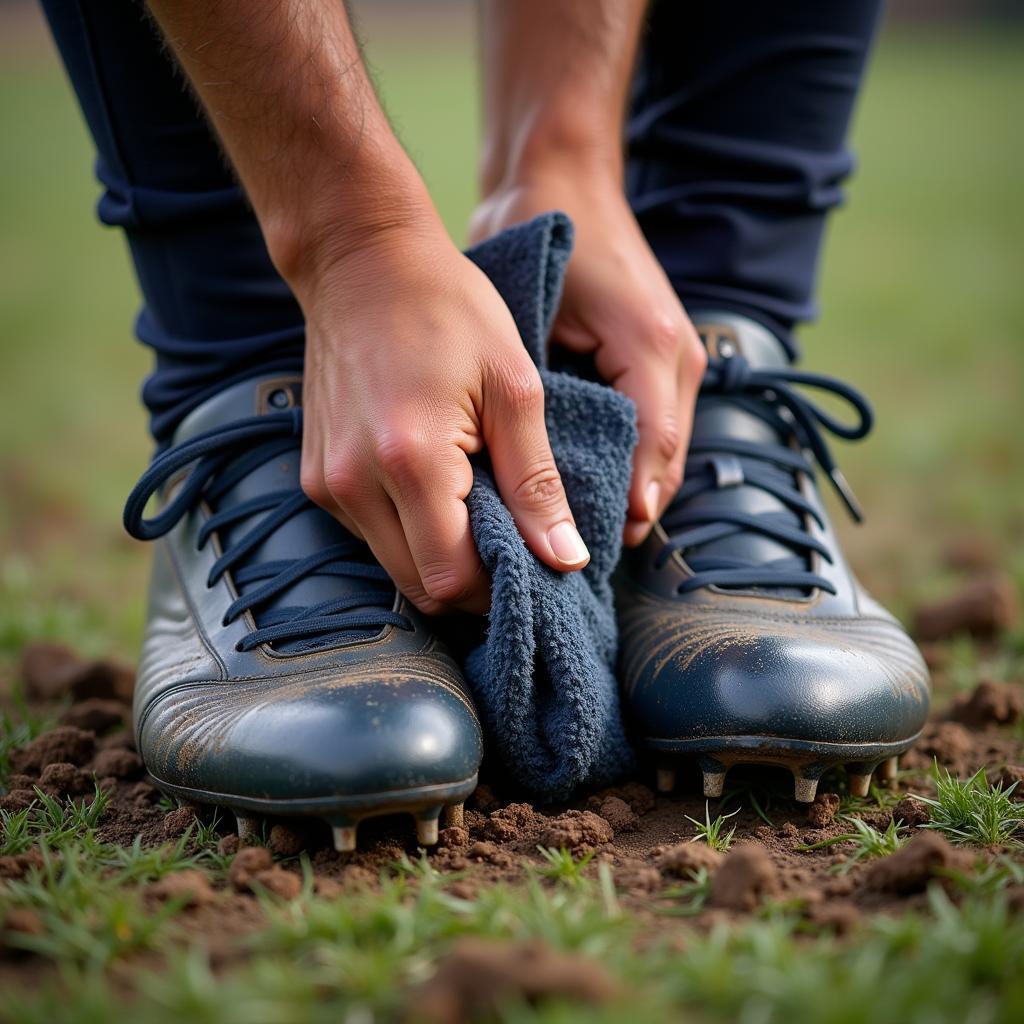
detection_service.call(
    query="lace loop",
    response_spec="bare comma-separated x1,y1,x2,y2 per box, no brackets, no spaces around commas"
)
124,409,410,652
661,353,872,596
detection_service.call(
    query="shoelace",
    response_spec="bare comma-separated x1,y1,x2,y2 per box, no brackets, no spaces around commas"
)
658,353,873,595
123,409,411,652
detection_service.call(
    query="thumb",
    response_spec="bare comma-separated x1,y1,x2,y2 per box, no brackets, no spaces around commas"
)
484,362,590,572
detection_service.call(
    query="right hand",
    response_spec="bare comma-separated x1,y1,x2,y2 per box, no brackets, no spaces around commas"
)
294,223,589,617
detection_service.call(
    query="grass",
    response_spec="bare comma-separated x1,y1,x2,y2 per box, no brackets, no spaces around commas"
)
685,802,740,852
796,817,908,873
536,846,597,887
4,841,1024,1023
916,765,1024,847
0,786,108,856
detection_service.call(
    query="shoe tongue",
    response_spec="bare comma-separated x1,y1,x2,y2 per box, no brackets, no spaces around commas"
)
173,375,391,644
685,314,808,592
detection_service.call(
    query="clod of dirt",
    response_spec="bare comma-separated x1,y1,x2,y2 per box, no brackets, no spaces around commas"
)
654,842,723,879
481,802,546,844
892,797,931,828
146,869,215,908
942,533,999,573
438,826,470,849
596,796,639,835
409,937,617,1024
161,806,197,840
911,572,1020,642
229,846,274,891
949,680,1023,728
12,726,95,775
267,823,307,857
614,860,662,895
709,844,779,911
466,841,512,867
805,901,861,936
588,783,656,818
217,834,241,858
999,765,1024,796
37,761,91,797
915,721,975,769
863,831,968,894
314,877,343,899
2,907,45,938
91,747,143,780
252,867,302,900
806,792,841,828
538,811,613,853
0,849,44,881
0,789,36,813
18,641,135,703
59,698,128,734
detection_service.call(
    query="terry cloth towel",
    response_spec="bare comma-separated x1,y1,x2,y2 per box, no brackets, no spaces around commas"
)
462,212,638,801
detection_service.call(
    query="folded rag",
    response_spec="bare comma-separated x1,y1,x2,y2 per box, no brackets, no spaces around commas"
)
463,212,638,801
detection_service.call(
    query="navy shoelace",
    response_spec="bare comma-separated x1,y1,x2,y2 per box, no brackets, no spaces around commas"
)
658,353,873,595
123,409,411,652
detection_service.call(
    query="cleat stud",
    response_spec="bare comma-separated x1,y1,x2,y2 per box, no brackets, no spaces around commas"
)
877,755,899,784
793,775,819,804
846,772,872,798
702,771,726,798
656,767,677,794
331,822,357,853
415,807,442,847
235,813,260,841
442,803,465,830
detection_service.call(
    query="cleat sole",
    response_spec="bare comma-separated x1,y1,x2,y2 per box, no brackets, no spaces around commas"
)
147,772,477,853
656,767,677,794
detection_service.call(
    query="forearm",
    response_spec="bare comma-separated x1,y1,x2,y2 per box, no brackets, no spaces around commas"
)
145,0,437,285
478,0,648,193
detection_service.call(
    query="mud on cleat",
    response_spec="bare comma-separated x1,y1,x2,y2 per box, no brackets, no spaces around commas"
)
616,313,930,803
124,375,482,850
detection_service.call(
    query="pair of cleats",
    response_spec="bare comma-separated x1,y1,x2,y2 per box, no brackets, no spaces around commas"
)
125,314,930,851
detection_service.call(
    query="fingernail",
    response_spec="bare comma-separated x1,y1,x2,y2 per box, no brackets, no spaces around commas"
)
645,480,662,522
548,521,590,567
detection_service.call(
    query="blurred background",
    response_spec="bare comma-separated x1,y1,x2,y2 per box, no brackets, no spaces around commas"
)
0,0,1021,669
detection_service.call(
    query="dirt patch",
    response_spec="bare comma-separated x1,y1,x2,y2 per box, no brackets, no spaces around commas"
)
2,636,1023,985
408,937,618,1023
911,572,1019,642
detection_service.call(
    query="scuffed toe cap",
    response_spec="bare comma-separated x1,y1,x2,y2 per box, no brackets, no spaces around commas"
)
137,668,482,803
621,612,930,746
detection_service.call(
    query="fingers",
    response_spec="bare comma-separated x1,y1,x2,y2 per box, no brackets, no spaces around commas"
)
484,359,590,573
305,434,489,617
614,317,707,548
374,430,491,615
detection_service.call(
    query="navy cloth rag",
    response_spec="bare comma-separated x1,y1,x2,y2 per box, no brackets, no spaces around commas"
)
462,212,638,801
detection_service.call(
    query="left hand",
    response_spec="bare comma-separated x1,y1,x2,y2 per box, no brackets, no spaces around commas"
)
470,175,707,546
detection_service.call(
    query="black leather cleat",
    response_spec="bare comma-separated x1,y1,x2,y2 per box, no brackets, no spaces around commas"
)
123,375,482,849
616,313,930,802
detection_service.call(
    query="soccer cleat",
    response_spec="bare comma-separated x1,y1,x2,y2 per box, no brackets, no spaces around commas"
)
124,375,481,848
616,313,930,803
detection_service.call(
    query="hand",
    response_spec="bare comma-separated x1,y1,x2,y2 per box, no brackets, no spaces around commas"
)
471,177,706,546
294,222,589,617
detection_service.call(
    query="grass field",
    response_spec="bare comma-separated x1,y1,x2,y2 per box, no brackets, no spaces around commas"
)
1,7,1023,1021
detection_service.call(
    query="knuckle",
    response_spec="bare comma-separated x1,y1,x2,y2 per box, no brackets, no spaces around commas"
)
373,427,431,480
496,361,544,415
684,331,709,374
649,416,681,461
639,309,686,360
512,462,566,515
300,468,331,509
322,455,362,505
420,563,474,606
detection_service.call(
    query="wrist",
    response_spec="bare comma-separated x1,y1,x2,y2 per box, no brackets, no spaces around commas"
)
264,140,439,292
481,110,624,197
